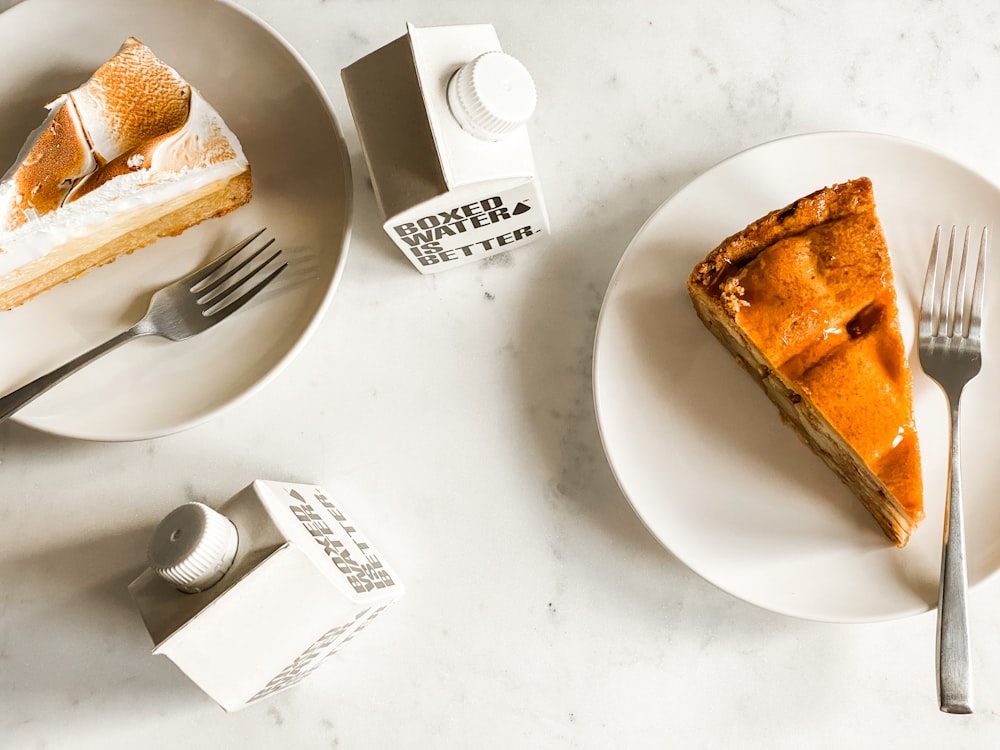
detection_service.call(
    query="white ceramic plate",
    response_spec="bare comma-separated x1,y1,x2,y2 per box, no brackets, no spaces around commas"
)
0,0,351,441
594,131,1000,623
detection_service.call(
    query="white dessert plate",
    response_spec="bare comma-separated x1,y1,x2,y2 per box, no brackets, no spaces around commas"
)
594,131,1000,623
0,0,351,441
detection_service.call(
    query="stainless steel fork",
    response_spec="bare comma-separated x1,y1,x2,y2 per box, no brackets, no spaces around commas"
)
918,224,988,714
0,229,287,424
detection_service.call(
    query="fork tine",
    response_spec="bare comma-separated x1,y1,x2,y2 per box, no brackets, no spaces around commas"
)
204,258,288,323
952,227,971,337
200,246,283,306
921,225,941,339
193,237,276,298
938,226,957,337
969,227,988,340
184,228,267,286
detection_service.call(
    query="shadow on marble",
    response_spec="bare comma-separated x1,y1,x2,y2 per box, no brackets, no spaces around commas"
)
0,417,115,452
0,523,207,712
512,171,703,562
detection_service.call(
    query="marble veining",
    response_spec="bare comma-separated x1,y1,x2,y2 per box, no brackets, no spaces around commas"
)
4,0,1000,748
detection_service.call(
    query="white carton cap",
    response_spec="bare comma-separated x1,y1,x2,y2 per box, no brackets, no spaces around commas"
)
148,502,239,594
447,51,537,141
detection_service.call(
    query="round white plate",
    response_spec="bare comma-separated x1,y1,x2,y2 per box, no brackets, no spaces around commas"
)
594,131,1000,623
0,0,351,441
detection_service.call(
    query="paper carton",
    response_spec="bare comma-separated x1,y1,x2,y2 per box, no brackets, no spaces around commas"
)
343,23,549,272
128,480,403,711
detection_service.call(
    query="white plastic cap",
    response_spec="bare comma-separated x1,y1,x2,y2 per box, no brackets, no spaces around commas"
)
447,51,537,142
148,502,239,594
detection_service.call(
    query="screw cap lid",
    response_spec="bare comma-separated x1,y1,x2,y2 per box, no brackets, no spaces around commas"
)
148,502,238,593
447,51,537,141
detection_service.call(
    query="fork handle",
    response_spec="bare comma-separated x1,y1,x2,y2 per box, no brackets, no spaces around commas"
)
0,328,138,424
938,395,973,714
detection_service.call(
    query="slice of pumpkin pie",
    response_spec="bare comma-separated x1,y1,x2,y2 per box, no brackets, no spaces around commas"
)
687,177,923,547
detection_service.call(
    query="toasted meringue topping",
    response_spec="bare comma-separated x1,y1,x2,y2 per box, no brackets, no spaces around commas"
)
72,37,192,164
5,96,96,229
0,37,249,278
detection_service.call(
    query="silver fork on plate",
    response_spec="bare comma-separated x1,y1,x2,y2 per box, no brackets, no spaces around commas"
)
0,229,287,424
918,224,988,714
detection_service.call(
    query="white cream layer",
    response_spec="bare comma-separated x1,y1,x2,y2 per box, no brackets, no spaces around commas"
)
0,161,244,278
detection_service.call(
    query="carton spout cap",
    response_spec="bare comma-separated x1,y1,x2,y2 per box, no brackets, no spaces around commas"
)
148,502,239,593
447,51,536,142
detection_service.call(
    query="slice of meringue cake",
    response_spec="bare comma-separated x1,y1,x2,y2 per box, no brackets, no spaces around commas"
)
0,36,252,310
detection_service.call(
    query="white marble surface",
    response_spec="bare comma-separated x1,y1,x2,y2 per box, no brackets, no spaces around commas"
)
4,0,1000,747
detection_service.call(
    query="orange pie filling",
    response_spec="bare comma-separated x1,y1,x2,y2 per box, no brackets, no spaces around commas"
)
705,205,923,520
